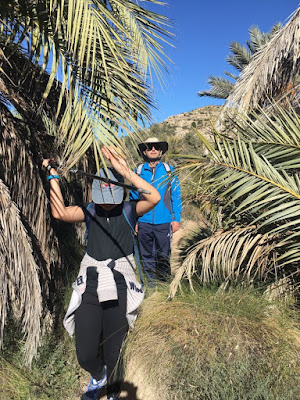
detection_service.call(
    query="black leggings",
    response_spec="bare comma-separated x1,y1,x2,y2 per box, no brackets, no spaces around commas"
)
75,290,128,397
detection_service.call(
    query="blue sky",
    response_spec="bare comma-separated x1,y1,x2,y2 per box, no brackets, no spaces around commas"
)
149,0,299,123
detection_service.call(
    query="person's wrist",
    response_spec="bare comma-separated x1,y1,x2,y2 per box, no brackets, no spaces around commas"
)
46,164,53,175
126,169,135,182
47,174,60,181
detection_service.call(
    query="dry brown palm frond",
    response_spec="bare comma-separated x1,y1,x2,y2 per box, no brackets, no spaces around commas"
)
0,106,66,363
0,105,61,269
0,179,42,365
220,7,300,116
169,226,276,299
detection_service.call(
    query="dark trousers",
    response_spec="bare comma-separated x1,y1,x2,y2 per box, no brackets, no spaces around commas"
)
75,290,128,397
137,222,172,283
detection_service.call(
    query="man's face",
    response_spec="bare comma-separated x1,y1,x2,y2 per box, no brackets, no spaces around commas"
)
144,144,162,160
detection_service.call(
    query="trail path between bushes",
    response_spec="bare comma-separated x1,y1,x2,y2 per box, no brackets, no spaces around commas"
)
73,220,198,400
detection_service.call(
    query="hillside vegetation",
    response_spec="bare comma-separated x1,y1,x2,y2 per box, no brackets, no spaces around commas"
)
124,105,221,166
159,105,221,139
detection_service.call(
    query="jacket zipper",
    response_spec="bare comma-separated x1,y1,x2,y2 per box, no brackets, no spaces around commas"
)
151,166,155,224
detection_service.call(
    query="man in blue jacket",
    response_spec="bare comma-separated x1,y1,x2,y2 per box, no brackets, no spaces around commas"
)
129,137,182,283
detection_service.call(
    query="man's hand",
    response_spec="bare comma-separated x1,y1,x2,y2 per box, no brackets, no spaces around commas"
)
171,221,181,233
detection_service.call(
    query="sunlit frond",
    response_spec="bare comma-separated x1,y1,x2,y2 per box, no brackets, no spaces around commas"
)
172,101,300,297
170,226,276,299
0,0,173,166
222,8,300,113
198,76,234,99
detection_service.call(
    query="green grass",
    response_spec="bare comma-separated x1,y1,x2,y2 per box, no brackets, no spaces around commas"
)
2,284,299,399
0,329,82,399
124,284,300,400
0,294,84,400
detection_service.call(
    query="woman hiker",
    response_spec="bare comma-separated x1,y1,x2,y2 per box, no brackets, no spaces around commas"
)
42,146,160,400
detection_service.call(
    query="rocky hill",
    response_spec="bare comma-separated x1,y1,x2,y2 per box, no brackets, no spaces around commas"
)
124,105,221,163
157,105,221,138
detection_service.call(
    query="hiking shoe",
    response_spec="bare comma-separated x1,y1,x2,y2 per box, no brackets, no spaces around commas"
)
82,366,107,400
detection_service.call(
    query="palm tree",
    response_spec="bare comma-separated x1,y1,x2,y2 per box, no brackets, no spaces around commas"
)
0,0,172,364
171,8,300,299
221,7,300,114
170,102,300,299
198,24,281,99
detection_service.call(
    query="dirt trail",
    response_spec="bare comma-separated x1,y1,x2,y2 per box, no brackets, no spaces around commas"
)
75,363,155,400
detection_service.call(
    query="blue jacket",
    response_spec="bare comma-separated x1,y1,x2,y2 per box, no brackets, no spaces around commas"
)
129,161,182,224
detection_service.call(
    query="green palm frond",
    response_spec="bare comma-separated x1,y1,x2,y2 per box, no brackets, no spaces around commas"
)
0,0,173,166
0,0,171,108
226,41,252,71
199,21,283,100
246,24,281,53
173,102,300,296
198,76,234,99
224,102,300,169
202,136,300,235
170,225,276,298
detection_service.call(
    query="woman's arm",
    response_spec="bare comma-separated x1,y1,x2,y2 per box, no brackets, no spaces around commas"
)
42,159,85,223
101,146,160,216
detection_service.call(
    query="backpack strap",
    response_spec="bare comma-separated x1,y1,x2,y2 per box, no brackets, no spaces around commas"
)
162,162,171,173
84,202,96,249
162,162,174,218
122,201,144,287
136,163,144,176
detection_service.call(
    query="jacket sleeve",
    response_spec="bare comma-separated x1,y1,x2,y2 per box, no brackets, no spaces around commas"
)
129,167,140,200
170,166,182,222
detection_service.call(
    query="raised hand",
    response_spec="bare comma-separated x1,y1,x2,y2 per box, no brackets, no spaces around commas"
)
101,146,132,179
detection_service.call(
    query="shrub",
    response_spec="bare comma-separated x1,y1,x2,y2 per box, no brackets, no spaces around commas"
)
124,285,300,400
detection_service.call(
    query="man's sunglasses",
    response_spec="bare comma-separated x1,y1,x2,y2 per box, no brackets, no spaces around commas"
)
145,143,161,151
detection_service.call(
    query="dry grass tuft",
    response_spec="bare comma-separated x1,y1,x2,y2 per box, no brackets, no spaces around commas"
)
124,285,300,400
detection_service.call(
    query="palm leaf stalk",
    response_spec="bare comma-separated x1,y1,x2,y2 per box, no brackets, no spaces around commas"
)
171,103,300,297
